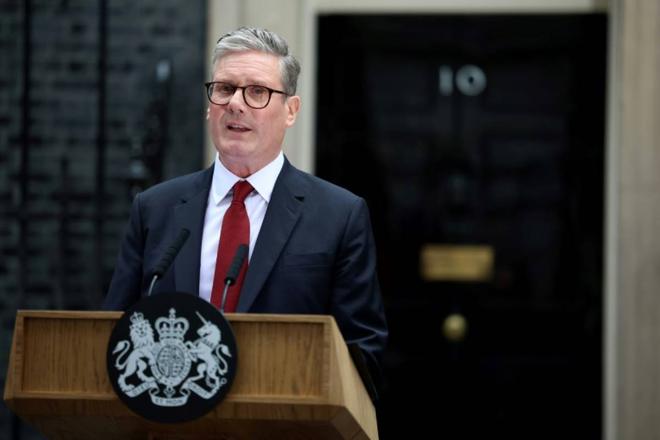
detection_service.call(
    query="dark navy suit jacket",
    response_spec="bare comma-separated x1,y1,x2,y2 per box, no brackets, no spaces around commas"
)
104,158,388,378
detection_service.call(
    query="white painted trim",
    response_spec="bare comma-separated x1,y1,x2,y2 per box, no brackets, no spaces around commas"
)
298,1,318,174
604,2,620,439
204,0,241,167
306,0,607,14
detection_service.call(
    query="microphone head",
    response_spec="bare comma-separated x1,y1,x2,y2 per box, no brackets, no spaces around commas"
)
225,244,248,285
152,228,191,278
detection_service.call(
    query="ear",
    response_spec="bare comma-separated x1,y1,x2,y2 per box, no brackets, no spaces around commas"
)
285,96,301,127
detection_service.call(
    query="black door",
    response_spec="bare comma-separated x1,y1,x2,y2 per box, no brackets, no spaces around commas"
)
316,15,605,439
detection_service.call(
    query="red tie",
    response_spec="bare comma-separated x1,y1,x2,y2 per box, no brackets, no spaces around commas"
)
210,180,253,311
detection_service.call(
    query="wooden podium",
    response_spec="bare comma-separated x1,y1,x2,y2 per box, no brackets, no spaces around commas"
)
3,311,378,439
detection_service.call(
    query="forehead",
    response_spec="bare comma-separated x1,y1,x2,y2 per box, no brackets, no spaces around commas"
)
212,50,282,86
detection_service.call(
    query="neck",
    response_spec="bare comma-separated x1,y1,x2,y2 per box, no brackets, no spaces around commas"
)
219,151,280,178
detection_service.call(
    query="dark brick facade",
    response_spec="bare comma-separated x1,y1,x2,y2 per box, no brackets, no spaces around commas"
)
0,1,207,437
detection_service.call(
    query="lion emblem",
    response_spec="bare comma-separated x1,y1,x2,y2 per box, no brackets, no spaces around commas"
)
112,312,156,392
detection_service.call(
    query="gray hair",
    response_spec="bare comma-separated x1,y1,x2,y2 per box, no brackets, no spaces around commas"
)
212,27,301,96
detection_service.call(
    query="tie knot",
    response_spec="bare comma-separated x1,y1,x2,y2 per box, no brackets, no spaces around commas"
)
232,180,253,203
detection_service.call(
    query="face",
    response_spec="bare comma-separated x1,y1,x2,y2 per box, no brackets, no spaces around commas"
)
207,50,301,177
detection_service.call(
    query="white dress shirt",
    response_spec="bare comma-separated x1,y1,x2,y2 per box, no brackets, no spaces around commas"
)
198,152,284,302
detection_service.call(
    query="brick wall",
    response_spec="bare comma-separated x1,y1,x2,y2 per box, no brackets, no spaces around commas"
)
0,1,207,438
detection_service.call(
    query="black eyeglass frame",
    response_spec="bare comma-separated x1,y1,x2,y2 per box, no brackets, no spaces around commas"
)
204,81,288,109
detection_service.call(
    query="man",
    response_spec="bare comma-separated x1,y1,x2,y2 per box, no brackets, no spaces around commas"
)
104,27,387,381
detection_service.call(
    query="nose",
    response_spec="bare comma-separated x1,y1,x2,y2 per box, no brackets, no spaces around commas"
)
226,87,246,113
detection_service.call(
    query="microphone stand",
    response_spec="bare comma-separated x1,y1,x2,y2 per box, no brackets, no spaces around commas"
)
220,244,248,313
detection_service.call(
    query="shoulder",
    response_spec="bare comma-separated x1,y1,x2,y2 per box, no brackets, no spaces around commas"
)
281,160,362,206
136,167,213,207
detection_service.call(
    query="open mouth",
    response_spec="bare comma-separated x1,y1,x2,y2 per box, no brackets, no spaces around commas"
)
226,122,251,132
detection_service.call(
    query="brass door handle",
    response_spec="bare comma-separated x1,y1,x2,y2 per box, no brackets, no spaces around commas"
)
443,313,468,342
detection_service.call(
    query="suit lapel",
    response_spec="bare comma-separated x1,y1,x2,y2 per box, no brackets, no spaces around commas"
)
237,160,307,311
173,166,213,295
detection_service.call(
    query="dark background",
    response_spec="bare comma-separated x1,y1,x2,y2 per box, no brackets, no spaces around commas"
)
0,1,207,438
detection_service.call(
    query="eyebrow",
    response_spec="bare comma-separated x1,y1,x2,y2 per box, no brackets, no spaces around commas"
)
212,78,278,90
213,71,275,86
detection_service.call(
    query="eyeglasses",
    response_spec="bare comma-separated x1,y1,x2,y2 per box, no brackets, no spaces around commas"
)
205,81,288,109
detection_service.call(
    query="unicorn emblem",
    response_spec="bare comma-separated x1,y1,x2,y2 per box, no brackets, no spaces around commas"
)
183,312,232,397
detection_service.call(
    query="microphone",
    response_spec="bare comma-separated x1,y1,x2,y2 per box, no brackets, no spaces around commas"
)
220,244,248,312
147,228,190,296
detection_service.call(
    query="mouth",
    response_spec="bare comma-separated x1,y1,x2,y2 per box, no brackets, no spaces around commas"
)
226,122,251,133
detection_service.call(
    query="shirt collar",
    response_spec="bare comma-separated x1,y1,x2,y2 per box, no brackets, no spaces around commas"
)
211,151,284,205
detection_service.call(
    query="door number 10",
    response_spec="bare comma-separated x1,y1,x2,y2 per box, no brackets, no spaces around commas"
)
438,65,487,97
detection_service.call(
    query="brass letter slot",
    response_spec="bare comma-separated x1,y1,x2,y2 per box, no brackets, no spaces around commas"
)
420,244,494,282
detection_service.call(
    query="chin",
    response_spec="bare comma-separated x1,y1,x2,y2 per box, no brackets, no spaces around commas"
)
217,144,257,162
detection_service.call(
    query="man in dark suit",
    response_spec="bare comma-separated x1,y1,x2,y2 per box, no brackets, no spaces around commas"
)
104,27,387,380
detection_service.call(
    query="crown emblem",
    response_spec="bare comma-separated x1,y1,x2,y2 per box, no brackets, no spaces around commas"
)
129,312,147,328
155,308,189,340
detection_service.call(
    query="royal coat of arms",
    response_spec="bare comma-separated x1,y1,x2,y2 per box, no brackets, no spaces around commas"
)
111,307,233,408
107,293,238,423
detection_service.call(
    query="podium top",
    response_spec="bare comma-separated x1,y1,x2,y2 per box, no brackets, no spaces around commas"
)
4,310,378,440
